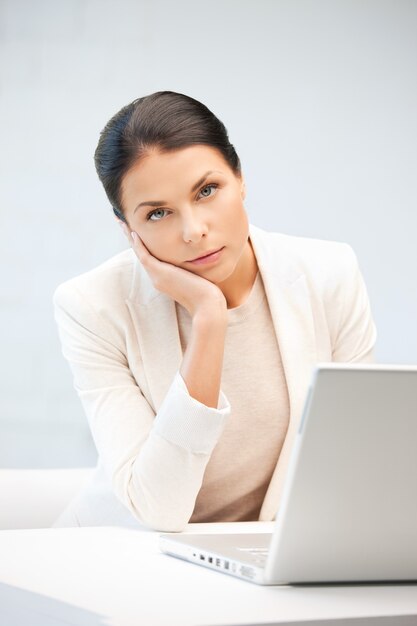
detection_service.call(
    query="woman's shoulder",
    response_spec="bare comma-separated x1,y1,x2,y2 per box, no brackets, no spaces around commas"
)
250,223,358,278
53,247,136,312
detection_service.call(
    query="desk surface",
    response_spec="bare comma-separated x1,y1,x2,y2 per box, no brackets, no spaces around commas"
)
0,522,416,626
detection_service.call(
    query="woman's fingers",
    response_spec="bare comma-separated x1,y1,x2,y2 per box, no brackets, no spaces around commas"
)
117,220,156,267
118,220,141,249
130,230,155,267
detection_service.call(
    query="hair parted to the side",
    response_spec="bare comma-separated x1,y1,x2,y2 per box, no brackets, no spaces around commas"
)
94,91,242,223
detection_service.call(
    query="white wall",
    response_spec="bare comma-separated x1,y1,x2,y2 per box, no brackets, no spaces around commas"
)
1,0,416,467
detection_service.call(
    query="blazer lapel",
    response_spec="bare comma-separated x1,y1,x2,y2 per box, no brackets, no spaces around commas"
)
126,257,183,412
249,225,318,520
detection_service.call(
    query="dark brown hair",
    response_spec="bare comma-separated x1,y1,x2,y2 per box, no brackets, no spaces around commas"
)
94,90,241,223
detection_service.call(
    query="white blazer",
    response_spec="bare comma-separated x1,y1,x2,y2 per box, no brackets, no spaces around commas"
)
53,223,377,531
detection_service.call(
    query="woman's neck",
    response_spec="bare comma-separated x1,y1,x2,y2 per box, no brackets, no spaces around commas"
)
219,238,259,309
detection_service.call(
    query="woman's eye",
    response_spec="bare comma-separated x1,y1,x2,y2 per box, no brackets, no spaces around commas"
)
198,183,218,199
147,208,168,221
146,184,218,221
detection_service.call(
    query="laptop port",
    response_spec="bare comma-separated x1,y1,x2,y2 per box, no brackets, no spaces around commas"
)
224,560,230,570
199,554,205,561
208,557,213,564
215,558,221,567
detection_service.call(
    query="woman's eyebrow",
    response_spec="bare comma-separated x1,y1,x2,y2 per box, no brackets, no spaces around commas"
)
133,170,223,213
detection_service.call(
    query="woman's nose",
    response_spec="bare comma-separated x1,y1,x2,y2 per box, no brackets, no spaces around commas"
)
181,212,209,243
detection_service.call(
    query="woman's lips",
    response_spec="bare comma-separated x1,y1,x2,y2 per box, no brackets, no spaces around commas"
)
187,246,225,265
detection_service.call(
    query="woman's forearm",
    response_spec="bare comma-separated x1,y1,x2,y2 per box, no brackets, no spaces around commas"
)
180,309,228,409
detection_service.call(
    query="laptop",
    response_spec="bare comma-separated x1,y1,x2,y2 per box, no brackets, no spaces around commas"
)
159,363,417,585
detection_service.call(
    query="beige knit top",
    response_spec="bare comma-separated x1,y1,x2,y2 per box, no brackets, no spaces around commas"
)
175,271,290,522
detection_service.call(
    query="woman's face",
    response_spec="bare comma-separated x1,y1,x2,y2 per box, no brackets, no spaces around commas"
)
120,144,250,285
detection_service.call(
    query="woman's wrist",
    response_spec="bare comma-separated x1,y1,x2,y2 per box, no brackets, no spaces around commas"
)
192,299,228,328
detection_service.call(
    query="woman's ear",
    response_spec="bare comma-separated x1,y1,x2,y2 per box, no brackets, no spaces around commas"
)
115,218,129,238
241,180,246,200
115,215,128,228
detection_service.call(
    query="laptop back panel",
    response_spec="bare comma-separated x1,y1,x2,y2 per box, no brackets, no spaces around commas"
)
265,365,417,583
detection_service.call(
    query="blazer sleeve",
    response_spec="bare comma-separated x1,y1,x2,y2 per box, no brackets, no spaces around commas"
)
53,282,231,532
330,245,377,363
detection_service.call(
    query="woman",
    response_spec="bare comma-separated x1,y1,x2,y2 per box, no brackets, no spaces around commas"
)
53,90,377,531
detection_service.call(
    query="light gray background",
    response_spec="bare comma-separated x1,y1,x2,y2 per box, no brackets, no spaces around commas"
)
1,0,416,468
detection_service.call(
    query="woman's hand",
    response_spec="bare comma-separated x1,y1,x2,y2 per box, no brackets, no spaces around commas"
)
118,221,227,320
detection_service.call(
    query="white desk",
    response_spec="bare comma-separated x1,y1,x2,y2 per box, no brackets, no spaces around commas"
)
0,522,416,626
